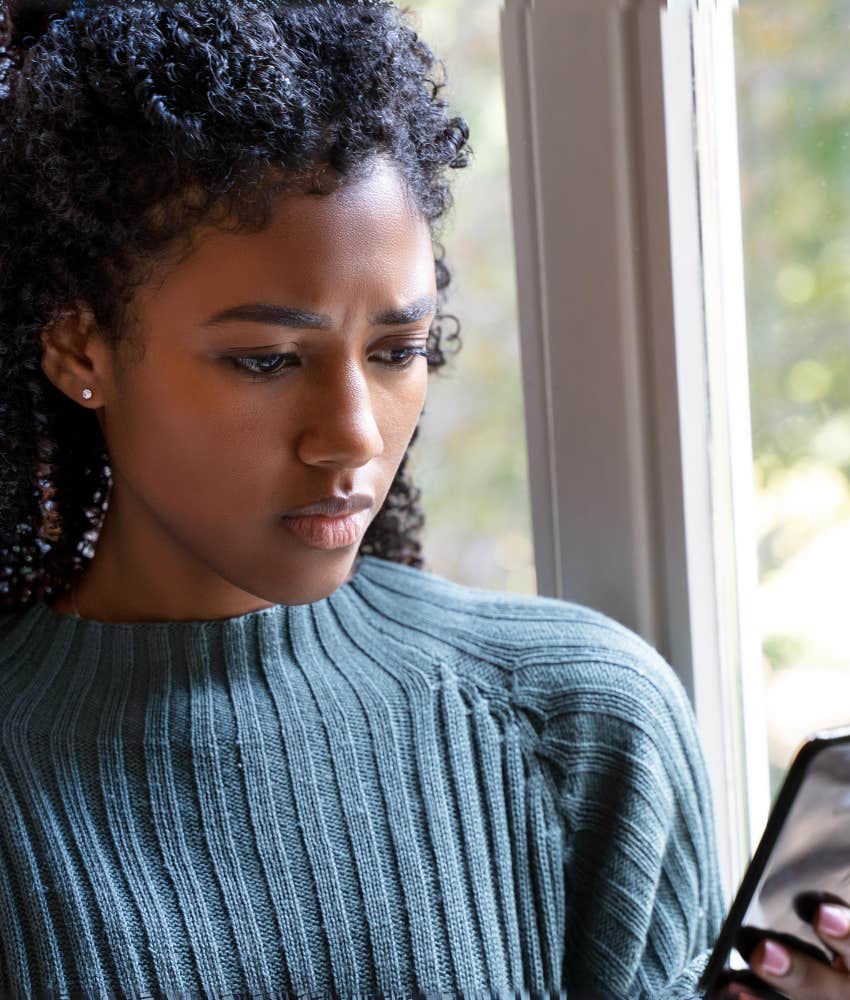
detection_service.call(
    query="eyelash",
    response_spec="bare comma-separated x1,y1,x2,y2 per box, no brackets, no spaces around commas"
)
228,345,432,379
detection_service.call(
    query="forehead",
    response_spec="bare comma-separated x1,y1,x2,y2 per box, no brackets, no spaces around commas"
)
144,159,435,317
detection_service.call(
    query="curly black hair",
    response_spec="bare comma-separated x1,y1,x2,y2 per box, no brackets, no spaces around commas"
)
0,0,470,612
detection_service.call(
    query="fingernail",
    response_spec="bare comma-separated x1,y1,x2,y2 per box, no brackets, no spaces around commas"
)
818,903,850,938
755,939,791,976
725,989,763,1000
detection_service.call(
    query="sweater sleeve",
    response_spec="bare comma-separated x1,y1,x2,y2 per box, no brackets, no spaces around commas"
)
513,621,726,999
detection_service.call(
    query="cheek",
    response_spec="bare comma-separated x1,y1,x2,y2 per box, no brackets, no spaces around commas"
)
373,375,427,454
103,359,426,524
105,367,287,521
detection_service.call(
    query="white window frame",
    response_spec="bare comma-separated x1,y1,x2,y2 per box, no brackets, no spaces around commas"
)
500,0,769,901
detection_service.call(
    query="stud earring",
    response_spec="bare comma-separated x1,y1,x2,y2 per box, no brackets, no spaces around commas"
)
81,388,93,400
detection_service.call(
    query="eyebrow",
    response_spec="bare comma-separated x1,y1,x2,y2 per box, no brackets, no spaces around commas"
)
204,295,438,330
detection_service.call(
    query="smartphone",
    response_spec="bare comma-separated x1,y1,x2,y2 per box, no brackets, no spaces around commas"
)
698,725,850,998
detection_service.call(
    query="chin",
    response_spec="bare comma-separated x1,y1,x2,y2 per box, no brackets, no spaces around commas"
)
248,553,360,607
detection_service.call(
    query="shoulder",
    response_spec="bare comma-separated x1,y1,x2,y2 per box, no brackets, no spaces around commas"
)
355,563,723,991
356,552,652,655
355,556,696,755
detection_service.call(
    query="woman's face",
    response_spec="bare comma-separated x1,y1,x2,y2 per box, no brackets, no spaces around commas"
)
66,157,436,613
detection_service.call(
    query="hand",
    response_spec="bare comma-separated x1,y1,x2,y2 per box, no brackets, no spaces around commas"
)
720,898,850,999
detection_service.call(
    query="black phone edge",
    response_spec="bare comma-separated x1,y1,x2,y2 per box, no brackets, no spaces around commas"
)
698,730,850,993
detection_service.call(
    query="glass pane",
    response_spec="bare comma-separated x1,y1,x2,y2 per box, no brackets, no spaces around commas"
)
401,0,535,595
734,1,850,795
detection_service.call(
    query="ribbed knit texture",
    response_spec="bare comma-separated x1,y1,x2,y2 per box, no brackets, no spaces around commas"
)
0,553,724,999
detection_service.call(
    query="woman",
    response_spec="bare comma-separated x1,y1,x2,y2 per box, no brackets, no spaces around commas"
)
0,0,724,996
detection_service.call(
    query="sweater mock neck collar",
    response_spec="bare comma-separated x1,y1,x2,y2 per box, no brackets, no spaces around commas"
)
0,554,394,703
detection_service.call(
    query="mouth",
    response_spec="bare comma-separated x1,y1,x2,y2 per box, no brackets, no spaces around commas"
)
283,493,374,518
281,508,370,550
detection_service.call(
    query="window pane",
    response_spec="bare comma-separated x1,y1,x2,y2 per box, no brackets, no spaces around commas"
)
734,2,850,794
402,0,534,595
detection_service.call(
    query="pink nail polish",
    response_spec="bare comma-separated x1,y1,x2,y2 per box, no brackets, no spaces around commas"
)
819,903,850,937
758,939,791,976
727,988,761,1000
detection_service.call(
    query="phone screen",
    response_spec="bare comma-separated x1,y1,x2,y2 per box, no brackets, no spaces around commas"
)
700,730,850,993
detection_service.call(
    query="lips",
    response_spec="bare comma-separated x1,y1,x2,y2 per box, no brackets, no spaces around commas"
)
282,508,369,550
283,493,373,518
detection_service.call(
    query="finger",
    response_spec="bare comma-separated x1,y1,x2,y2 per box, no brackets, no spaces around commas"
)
814,904,850,967
749,938,850,1000
736,924,832,967
713,967,791,1000
721,984,777,1000
794,891,850,925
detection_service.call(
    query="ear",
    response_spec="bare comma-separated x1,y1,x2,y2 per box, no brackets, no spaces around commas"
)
40,305,105,407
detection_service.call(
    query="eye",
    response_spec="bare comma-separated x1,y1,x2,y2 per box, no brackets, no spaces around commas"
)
372,346,431,368
229,353,296,377
227,345,432,379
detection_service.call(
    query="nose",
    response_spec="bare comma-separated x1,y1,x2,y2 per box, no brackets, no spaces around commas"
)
294,363,384,469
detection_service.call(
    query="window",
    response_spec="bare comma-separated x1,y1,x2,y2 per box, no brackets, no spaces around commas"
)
499,0,765,899
404,0,535,596
734,2,850,797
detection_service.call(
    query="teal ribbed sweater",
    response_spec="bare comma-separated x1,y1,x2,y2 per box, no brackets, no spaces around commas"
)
0,553,723,999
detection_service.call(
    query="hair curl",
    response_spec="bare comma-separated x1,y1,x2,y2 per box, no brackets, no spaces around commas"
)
0,0,470,612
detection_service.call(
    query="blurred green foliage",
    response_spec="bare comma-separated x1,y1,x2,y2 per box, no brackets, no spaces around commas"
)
761,633,808,671
735,2,850,779
736,2,850,555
